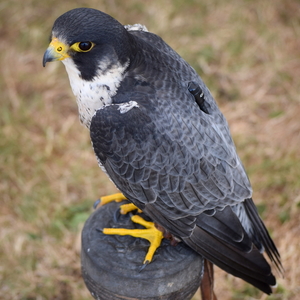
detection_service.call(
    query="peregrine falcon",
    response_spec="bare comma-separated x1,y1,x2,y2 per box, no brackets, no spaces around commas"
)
43,8,282,295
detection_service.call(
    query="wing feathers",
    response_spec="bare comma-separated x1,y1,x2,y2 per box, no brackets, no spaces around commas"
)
89,34,281,294
196,206,252,252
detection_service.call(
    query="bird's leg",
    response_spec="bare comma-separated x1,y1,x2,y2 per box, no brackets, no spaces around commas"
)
103,215,164,264
155,223,180,246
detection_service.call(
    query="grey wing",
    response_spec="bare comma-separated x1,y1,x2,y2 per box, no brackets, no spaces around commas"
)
90,77,252,222
90,77,280,294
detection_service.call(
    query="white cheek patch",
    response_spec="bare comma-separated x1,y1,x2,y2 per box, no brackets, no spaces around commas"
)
61,57,129,128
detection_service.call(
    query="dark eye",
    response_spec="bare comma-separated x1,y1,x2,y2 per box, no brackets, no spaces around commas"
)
79,41,93,51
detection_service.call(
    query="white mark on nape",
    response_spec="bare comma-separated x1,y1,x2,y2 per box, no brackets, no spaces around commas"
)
117,101,139,114
124,24,148,32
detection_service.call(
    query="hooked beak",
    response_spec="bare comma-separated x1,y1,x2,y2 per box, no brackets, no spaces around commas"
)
43,38,70,67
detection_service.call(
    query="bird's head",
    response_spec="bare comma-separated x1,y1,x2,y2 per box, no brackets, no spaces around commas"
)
43,8,137,128
43,8,133,81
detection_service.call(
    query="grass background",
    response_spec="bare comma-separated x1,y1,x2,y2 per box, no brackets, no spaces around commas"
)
1,0,299,299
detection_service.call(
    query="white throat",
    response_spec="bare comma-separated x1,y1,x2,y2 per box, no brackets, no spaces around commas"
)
62,58,128,128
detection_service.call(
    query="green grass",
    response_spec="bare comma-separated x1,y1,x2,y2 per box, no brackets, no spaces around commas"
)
1,0,300,299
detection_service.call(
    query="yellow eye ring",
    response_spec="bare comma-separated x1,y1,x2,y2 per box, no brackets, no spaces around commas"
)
71,41,95,52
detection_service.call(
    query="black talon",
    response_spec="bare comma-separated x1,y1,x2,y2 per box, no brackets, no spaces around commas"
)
93,199,101,210
188,81,209,114
128,211,135,218
139,261,149,272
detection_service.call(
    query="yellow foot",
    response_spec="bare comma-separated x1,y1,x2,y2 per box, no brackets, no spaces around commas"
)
103,215,164,264
120,203,142,215
97,193,127,208
96,193,141,215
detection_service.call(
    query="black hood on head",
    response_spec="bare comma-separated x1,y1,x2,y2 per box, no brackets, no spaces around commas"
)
51,8,136,80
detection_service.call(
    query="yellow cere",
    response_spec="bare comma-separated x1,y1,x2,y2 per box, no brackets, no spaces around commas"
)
49,37,70,60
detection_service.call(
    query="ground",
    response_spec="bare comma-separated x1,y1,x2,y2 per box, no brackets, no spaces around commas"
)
0,0,299,299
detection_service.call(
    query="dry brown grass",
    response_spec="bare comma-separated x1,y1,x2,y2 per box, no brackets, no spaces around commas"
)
1,0,299,299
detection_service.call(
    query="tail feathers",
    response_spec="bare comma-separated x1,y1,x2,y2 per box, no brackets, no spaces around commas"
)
244,198,283,274
183,226,276,294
